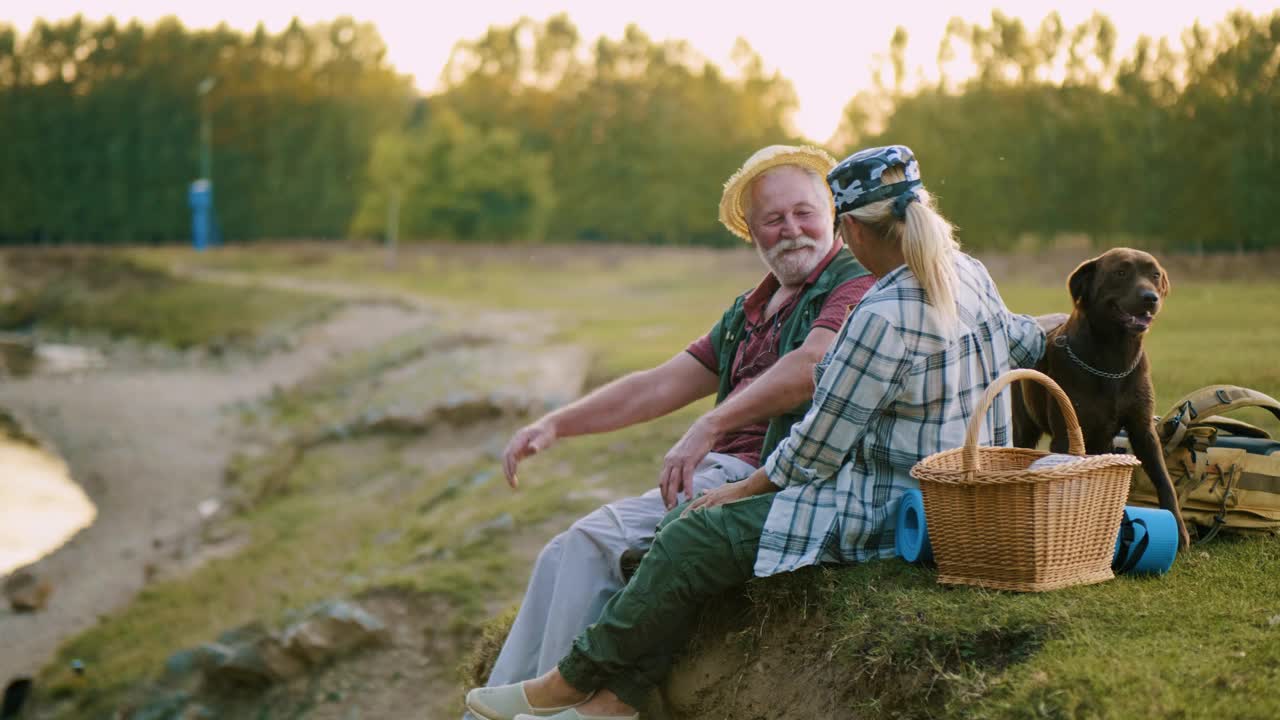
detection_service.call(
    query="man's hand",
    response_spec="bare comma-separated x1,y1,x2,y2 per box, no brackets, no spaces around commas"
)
502,420,557,488
682,467,774,517
660,416,721,509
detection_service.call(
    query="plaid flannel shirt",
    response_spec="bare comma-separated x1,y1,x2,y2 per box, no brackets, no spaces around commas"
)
756,253,1045,577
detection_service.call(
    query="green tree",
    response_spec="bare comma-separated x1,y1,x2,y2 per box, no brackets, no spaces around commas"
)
350,108,554,241
434,17,800,244
840,9,1279,252
0,15,410,244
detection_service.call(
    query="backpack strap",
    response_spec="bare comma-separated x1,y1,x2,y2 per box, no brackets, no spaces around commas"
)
1159,386,1280,455
1112,510,1152,574
1194,416,1272,439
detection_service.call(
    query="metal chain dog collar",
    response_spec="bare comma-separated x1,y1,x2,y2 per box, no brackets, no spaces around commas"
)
1054,334,1144,380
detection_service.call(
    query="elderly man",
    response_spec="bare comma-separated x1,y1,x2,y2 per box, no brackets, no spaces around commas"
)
466,145,875,720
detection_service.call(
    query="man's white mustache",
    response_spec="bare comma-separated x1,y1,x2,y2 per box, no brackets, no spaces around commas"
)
768,236,820,256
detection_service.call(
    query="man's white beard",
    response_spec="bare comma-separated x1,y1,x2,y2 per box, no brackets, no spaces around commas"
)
756,235,831,286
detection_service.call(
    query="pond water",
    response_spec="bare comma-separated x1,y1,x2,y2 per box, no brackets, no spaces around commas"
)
0,435,95,576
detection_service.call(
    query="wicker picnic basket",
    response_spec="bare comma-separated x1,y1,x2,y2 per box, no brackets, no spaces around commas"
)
909,369,1140,592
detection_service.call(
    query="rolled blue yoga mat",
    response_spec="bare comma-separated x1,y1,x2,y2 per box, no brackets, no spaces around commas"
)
1113,506,1179,575
894,489,933,565
894,491,1177,576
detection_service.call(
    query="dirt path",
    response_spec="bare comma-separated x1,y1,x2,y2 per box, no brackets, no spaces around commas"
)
0,288,439,682
177,267,557,344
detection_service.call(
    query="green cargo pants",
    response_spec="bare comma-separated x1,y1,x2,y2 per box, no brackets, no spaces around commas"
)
557,492,774,709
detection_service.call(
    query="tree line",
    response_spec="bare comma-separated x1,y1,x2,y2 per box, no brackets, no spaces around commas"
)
842,11,1280,251
0,11,1276,250
0,17,409,244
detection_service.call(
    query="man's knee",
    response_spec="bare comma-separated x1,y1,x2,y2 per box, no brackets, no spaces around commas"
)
534,530,568,568
535,519,613,575
562,506,625,558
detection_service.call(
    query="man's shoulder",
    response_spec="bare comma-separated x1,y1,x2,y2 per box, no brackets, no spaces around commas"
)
831,273,877,295
825,248,871,274
809,275,878,330
812,253,870,291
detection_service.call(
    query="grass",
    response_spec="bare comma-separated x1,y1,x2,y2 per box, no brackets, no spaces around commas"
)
162,242,1280,409
41,432,522,715
164,243,761,383
28,242,1280,719
673,537,1280,719
40,407,695,717
0,249,338,350
822,538,1280,719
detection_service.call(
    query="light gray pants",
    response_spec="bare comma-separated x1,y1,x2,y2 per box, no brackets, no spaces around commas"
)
477,453,755,701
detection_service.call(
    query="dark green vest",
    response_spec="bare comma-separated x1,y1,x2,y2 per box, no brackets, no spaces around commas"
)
708,250,870,461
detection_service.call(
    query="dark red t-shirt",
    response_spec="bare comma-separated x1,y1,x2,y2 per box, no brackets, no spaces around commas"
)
686,242,876,467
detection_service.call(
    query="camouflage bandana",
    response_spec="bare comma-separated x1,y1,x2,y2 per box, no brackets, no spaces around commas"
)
827,145,922,218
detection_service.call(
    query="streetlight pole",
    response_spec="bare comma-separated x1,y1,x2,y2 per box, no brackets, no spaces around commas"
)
190,77,217,250
197,76,216,182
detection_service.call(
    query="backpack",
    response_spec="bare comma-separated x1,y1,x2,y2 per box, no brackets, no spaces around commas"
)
1121,385,1280,541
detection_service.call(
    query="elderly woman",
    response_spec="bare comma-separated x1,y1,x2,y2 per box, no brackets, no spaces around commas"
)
465,145,1047,720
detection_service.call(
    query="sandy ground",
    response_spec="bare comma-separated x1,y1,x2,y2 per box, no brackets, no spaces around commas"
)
0,291,434,682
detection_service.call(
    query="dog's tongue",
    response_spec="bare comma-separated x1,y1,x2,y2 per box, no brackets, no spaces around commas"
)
1128,312,1153,330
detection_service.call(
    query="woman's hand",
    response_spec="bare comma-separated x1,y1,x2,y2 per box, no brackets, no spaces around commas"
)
682,467,776,517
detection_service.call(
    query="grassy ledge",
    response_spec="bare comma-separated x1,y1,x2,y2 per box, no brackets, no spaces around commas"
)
0,249,339,352
25,244,1280,719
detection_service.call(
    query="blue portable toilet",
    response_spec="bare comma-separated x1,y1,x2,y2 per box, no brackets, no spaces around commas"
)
188,179,214,250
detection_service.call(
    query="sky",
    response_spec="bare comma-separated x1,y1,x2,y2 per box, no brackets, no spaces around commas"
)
7,1,1275,142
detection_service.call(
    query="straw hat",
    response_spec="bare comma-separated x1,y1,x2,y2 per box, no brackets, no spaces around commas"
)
718,145,837,242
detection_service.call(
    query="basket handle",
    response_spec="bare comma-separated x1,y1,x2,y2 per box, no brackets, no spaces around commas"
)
962,369,1084,472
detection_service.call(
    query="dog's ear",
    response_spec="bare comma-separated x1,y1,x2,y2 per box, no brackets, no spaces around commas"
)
1068,257,1099,308
1156,261,1171,297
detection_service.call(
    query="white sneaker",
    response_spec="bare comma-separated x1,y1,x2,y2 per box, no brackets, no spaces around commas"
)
514,709,638,720
465,683,591,720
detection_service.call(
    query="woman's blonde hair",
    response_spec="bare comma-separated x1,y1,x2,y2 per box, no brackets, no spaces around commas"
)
844,166,961,330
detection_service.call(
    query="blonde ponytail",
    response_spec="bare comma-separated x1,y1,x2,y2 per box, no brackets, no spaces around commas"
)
846,167,960,330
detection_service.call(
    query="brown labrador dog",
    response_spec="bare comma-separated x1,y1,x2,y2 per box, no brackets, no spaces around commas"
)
1012,248,1191,550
